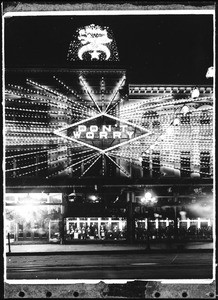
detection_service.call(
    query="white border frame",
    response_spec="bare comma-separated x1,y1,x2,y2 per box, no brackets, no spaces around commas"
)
2,7,216,287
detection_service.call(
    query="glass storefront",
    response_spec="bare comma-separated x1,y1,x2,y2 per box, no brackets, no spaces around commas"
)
135,218,212,240
5,193,213,244
65,217,127,241
5,193,63,243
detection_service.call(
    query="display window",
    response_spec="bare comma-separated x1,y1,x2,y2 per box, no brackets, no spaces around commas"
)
65,217,127,241
135,218,212,241
5,193,63,243
5,193,62,205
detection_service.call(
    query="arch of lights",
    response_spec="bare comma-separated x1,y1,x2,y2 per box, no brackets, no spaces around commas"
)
4,72,213,179
4,23,213,179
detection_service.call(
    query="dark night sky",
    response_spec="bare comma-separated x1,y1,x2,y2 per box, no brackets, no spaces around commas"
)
4,14,214,84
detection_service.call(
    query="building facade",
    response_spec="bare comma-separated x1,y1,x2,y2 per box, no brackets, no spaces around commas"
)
4,24,214,244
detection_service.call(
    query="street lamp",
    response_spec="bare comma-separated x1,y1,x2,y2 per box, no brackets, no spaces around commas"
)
89,194,100,202
141,191,158,250
68,192,76,202
141,191,157,204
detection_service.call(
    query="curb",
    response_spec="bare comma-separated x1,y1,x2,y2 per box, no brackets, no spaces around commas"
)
6,248,213,256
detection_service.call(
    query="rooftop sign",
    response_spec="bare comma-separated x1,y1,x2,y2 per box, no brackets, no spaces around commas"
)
67,24,119,62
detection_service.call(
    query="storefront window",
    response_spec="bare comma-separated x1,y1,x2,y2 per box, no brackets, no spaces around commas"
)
48,193,62,203
135,218,213,241
5,193,63,243
65,217,127,241
5,193,62,205
49,220,60,242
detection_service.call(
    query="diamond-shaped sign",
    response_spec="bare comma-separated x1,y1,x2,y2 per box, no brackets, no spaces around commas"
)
54,113,152,153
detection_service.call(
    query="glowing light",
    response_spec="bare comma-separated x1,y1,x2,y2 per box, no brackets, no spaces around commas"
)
105,75,126,112
206,66,214,78
79,154,101,178
105,153,131,177
53,76,96,114
141,191,157,204
15,204,34,222
5,76,214,179
89,195,98,201
67,24,119,62
54,112,151,154
179,211,187,220
181,105,189,115
173,118,180,126
191,88,200,99
79,75,101,112
65,152,99,170
166,127,174,134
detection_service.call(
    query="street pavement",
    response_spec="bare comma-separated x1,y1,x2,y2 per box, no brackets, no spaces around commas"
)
6,241,213,255
6,251,214,280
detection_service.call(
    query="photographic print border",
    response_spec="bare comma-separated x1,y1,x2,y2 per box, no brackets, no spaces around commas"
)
2,1,216,298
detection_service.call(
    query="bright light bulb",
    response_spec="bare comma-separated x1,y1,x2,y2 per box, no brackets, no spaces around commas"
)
173,118,180,126
191,88,200,99
206,66,214,78
179,211,187,220
181,105,189,115
166,127,174,134
145,192,152,200
89,195,98,201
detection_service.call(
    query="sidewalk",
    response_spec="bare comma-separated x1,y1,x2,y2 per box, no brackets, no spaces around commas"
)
6,241,213,256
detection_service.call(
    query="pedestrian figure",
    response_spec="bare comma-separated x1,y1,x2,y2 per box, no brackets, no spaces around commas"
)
100,225,105,239
70,226,74,240
81,226,86,239
86,226,91,239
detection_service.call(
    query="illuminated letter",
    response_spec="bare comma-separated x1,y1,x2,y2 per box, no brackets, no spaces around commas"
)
102,125,111,132
78,125,86,132
90,125,98,132
126,131,134,139
99,132,108,139
120,125,128,132
73,132,81,138
86,132,94,139
113,132,121,138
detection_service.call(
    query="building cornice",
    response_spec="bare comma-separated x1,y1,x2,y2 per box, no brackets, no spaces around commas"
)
129,84,213,94
5,67,126,74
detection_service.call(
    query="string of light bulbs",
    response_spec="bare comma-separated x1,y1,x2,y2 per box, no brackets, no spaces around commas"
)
80,154,101,178
105,153,131,177
53,76,97,114
79,75,101,112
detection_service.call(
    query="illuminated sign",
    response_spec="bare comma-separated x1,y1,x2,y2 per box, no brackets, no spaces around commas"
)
71,124,134,140
67,24,119,62
54,113,151,153
78,24,112,60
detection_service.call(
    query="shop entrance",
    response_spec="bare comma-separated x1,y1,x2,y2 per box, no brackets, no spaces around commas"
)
17,220,48,241
7,219,60,243
5,193,63,244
